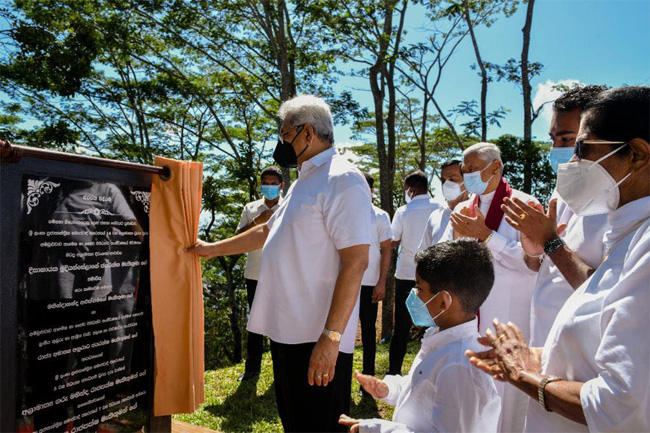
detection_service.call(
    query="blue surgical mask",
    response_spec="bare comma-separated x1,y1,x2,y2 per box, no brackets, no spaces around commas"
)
405,288,450,328
261,185,281,200
549,147,574,174
463,162,496,196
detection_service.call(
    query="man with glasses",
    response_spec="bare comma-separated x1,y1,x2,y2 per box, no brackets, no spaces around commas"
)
500,85,610,348
450,141,539,433
190,95,372,432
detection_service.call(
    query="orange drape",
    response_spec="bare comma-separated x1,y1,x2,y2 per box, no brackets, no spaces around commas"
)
150,156,204,415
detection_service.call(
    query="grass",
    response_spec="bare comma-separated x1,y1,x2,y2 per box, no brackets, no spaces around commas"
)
174,340,420,432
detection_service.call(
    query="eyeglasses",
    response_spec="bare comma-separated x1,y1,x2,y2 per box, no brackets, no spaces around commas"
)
279,124,305,142
574,139,627,160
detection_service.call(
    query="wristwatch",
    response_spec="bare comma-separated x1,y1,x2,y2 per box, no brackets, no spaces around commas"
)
322,328,342,343
538,375,563,411
543,237,565,255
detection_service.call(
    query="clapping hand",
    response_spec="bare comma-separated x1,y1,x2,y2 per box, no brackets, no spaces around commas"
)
465,319,542,384
501,197,567,256
450,205,492,241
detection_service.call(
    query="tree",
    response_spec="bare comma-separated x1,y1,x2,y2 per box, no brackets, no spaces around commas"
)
1,0,359,367
496,134,554,203
307,0,411,338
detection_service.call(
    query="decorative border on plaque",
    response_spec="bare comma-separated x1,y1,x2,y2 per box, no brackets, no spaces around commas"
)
25,179,61,215
131,190,150,214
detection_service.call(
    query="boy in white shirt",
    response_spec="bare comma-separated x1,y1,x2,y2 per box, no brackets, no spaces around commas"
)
340,238,501,432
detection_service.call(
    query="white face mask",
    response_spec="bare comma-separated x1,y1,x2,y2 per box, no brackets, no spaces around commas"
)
463,162,496,196
556,144,631,216
442,180,463,202
405,189,412,203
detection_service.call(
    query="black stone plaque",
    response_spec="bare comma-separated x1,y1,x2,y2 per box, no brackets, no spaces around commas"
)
1,156,159,433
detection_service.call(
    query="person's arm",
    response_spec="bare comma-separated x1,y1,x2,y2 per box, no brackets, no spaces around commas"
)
188,224,269,258
466,321,587,425
308,244,369,386
357,418,414,433
502,197,595,289
373,238,392,302
509,371,587,425
390,210,402,250
417,213,435,252
236,209,275,235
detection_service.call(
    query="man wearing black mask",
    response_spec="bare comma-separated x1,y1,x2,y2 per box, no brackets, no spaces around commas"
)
190,95,372,432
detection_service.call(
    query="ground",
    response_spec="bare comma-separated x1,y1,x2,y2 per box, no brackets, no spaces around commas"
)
174,341,420,432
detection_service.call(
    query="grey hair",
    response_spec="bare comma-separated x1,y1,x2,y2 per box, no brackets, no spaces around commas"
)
278,95,335,145
463,142,503,173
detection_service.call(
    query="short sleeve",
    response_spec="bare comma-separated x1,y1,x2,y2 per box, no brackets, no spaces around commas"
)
378,212,393,242
324,181,372,250
391,209,403,242
237,203,252,231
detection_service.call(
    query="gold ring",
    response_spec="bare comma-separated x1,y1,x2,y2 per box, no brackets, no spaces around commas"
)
323,373,329,377
520,213,527,220
498,334,507,342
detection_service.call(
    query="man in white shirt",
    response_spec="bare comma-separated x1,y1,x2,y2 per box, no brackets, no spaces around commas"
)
359,172,392,391
190,95,371,432
235,166,284,381
450,142,538,433
418,159,468,251
500,85,609,347
388,170,440,375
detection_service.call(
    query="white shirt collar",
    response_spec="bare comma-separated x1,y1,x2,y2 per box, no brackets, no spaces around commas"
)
263,196,282,210
604,196,650,248
410,193,431,202
479,189,496,204
420,317,478,354
299,147,337,177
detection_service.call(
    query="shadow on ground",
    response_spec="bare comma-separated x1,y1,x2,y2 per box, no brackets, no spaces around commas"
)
204,377,278,432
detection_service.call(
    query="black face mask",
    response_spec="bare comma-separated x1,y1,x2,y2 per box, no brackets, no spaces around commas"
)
273,125,308,168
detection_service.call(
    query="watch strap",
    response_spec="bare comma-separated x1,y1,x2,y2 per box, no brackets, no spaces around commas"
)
544,237,565,255
538,375,563,411
322,328,341,342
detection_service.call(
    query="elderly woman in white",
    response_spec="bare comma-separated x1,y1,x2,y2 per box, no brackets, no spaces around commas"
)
466,86,650,433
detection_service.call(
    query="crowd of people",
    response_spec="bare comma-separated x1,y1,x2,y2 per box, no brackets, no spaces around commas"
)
189,85,649,433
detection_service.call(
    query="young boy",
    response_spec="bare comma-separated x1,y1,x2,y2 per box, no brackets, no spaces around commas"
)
340,238,501,432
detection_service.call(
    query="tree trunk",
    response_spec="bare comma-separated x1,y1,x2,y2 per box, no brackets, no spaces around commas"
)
463,0,488,142
222,259,242,363
521,0,536,193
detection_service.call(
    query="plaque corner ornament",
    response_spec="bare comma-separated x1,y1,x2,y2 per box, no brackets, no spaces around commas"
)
25,179,61,215
130,190,151,213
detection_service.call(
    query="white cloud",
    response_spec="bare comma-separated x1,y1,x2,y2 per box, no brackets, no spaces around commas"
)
336,140,365,165
533,78,583,129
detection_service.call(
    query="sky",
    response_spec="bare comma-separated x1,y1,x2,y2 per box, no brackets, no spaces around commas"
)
332,0,650,197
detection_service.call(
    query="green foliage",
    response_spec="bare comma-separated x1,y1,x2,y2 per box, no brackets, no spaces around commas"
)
496,134,555,203
174,341,421,432
0,0,555,381
449,100,509,138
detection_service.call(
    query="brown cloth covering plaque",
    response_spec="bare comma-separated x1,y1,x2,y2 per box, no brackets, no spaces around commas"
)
150,156,204,415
